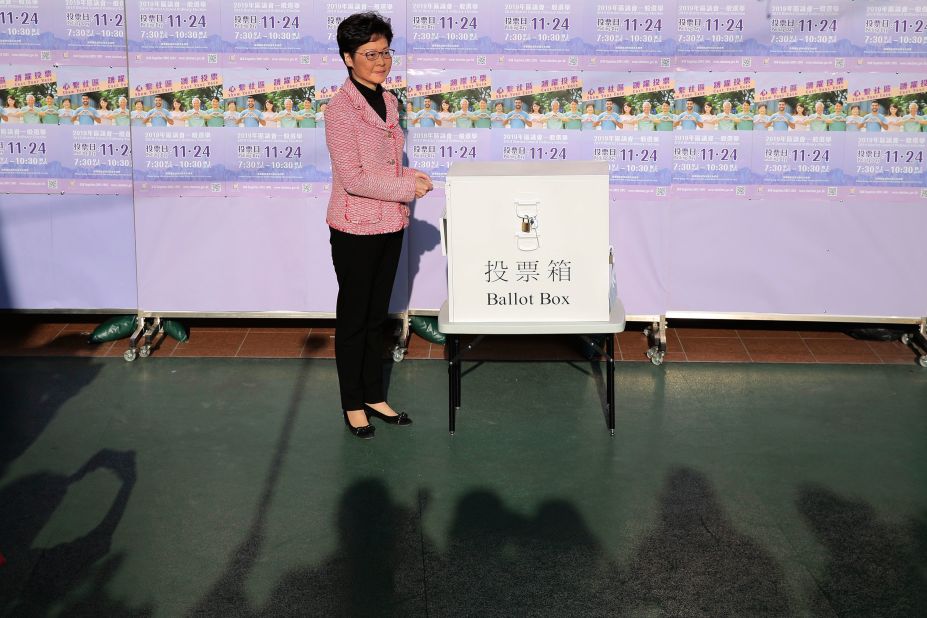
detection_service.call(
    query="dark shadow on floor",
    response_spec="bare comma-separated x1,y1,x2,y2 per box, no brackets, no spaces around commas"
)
188,476,426,618
0,358,146,615
617,467,793,617
0,358,102,478
189,461,799,616
797,484,927,617
0,449,151,617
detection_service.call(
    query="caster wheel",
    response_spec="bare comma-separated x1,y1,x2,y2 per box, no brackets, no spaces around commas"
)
139,344,151,358
643,327,651,338
646,346,657,359
392,347,406,363
123,348,138,362
919,356,927,368
900,333,911,345
650,351,665,366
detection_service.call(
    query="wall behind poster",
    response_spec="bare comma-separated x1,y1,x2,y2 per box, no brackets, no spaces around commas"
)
0,1,925,317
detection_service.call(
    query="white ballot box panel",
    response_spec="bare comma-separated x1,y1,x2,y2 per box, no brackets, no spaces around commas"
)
446,161,610,324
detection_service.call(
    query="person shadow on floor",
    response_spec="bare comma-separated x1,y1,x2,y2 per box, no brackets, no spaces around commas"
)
616,467,793,617
0,449,150,616
797,484,927,617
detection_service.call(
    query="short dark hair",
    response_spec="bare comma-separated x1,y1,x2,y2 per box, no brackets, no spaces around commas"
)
337,12,393,71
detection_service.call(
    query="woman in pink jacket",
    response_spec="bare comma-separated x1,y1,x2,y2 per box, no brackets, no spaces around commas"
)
328,12,434,439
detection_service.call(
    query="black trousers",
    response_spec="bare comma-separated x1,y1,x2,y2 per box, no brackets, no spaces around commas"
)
330,227,404,411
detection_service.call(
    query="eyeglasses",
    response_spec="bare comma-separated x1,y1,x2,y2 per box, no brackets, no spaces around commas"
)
354,48,395,62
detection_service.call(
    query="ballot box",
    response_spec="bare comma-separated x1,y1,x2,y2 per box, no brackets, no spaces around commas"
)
444,161,611,324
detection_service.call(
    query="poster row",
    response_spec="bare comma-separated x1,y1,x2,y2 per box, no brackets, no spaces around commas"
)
1,66,924,199
1,0,925,70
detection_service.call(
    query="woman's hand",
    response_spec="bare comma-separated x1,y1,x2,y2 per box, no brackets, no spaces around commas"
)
414,171,433,199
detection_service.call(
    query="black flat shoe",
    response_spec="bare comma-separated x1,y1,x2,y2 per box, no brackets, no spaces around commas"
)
343,410,375,439
363,404,412,426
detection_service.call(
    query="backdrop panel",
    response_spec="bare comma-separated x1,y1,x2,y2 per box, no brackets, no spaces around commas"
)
0,193,137,309
134,195,409,315
665,199,927,318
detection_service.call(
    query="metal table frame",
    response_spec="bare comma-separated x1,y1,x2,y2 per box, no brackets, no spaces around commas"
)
438,299,626,435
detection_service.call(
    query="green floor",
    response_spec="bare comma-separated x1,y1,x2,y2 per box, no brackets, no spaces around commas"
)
1,357,925,617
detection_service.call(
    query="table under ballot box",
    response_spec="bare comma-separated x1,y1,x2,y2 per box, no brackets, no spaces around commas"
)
438,160,626,434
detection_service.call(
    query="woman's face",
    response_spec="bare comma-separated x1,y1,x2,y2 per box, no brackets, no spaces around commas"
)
173,100,181,110
265,101,274,111
6,96,14,107
441,100,449,111
889,105,898,116
796,104,805,115
704,104,712,114
344,35,392,89
100,99,109,109
532,103,540,112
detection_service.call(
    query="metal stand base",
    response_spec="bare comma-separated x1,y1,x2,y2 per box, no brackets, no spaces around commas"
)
643,316,667,366
901,318,927,368
123,316,163,362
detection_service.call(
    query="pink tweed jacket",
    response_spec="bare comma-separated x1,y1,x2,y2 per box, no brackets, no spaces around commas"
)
324,78,419,235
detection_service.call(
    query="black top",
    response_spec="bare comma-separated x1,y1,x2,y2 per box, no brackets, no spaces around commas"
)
351,76,387,122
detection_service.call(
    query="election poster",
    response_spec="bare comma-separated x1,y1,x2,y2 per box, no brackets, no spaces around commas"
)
311,2,406,68
407,1,495,69
581,71,674,199
0,0,51,62
0,65,59,192
671,72,756,199
493,3,581,68
406,68,492,186
55,66,132,193
844,73,927,203
582,0,676,70
54,0,127,66
488,70,586,167
223,68,321,198
763,0,852,70
674,1,768,71
845,0,927,70
125,0,221,67
129,67,228,196
752,73,848,200
220,1,314,68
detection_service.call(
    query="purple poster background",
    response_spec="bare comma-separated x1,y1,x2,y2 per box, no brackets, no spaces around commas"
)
223,68,321,198
0,0,51,62
763,0,853,70
56,66,132,194
407,1,495,68
845,0,927,70
675,1,768,71
125,0,221,67
844,73,927,203
493,2,582,68
311,1,407,68
0,123,60,193
54,0,127,65
582,71,674,199
583,0,676,70
129,67,227,196
220,1,314,67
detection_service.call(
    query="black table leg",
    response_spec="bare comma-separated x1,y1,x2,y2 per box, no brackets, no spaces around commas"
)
449,334,458,434
454,336,462,409
606,334,615,436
